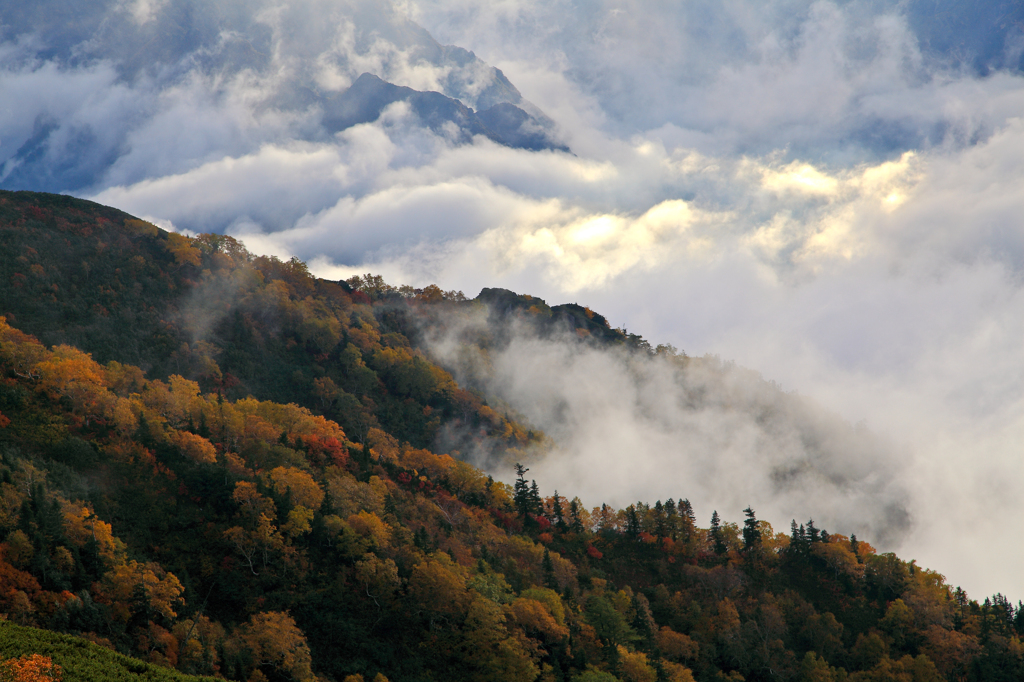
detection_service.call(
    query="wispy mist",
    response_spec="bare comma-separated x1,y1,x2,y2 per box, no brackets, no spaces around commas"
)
425,311,913,548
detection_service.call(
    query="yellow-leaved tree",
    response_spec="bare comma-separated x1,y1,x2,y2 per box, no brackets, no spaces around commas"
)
99,560,184,624
455,597,538,682
164,232,202,267
225,611,315,682
268,466,324,509
167,429,217,465
35,345,112,424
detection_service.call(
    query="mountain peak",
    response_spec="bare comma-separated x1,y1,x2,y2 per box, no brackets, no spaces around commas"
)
322,72,568,152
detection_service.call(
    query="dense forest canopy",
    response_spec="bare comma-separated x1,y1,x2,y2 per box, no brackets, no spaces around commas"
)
0,190,1022,681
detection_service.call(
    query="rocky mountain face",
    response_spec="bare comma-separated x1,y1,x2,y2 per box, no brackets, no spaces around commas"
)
323,73,568,151
0,0,567,195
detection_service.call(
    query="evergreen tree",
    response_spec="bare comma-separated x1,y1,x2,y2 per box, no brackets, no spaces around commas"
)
806,519,820,543
569,497,585,533
10,210,1021,682
665,498,678,540
953,587,968,632
680,499,696,543
197,410,210,438
543,549,558,589
529,480,543,516
710,511,726,555
552,490,566,528
653,500,667,539
637,502,651,533
625,505,641,540
598,504,613,532
742,506,761,550
630,593,656,646
513,463,531,517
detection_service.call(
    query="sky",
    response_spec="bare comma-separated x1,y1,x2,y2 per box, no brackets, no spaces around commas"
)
2,0,1024,599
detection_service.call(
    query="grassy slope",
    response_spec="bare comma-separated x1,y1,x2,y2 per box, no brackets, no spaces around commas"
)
0,621,216,682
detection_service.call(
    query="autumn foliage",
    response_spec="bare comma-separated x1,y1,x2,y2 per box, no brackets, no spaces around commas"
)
0,655,61,682
0,192,1022,682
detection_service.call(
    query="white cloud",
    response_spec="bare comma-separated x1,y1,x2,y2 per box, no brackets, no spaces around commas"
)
0,59,139,188
422,314,915,547
410,0,1024,158
119,0,171,25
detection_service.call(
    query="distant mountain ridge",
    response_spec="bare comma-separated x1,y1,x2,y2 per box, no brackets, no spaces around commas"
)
323,73,568,152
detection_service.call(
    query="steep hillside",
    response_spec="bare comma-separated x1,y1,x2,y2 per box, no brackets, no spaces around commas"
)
1,192,1023,682
0,190,539,457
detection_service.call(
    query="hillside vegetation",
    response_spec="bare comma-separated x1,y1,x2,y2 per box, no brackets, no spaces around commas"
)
0,190,1022,682
0,190,538,455
0,620,216,682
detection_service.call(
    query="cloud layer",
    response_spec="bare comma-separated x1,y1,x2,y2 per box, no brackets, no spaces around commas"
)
4,0,1024,598
424,313,914,549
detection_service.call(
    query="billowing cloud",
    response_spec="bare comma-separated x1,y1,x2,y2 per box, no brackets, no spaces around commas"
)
410,0,1024,157
4,0,1024,599
422,312,914,549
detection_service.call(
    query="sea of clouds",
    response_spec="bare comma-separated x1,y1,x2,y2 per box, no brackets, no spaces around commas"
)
3,0,1024,599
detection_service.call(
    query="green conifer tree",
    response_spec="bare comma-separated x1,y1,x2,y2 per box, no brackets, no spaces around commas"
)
569,497,585,533
529,480,543,516
742,507,761,550
626,505,641,540
680,499,696,543
665,498,678,540
653,500,667,539
710,511,726,555
513,463,531,517
552,490,565,528
543,549,558,589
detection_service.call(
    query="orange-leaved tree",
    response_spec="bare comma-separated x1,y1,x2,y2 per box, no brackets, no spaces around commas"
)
0,654,62,682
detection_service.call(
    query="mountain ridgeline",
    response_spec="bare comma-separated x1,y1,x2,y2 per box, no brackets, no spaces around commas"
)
323,73,568,152
0,190,1022,682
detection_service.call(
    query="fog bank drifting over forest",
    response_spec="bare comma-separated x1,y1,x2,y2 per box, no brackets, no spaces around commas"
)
423,310,914,549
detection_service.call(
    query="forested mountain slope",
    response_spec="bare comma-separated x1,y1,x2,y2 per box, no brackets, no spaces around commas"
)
0,191,1022,682
0,189,538,457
